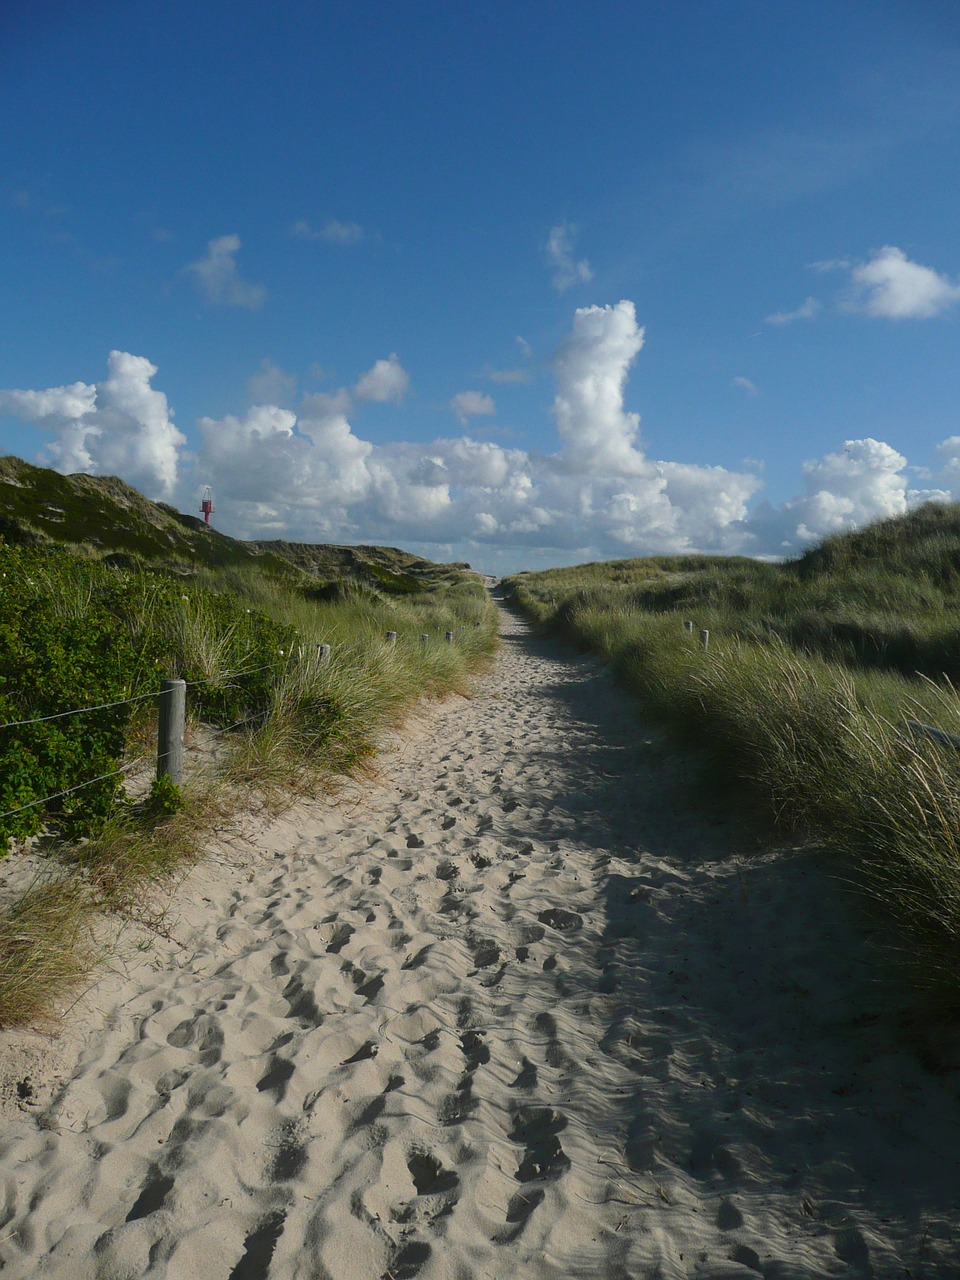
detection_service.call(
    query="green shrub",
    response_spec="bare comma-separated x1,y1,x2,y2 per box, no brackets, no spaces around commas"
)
144,774,185,819
0,543,296,851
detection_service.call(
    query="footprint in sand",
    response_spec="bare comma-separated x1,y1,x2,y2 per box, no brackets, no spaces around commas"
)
354,971,385,1002
437,1018,489,1125
227,1209,287,1280
598,963,617,994
325,922,354,954
125,1166,175,1222
510,1106,571,1183
466,933,500,970
509,1057,538,1090
495,1107,569,1241
689,1126,741,1181
407,1150,459,1196
480,963,507,988
165,1012,224,1066
381,1240,432,1279
730,1243,764,1272
342,1040,378,1065
717,1198,744,1231
282,970,324,1027
537,907,583,932
460,1028,490,1072
402,944,433,970
255,1051,295,1101
379,1158,459,1277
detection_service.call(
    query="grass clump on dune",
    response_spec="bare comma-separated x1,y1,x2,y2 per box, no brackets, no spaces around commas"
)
223,578,496,796
0,875,100,1028
504,502,960,1012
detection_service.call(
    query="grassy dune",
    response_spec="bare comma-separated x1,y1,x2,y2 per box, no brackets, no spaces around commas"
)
0,517,496,1027
504,503,960,1012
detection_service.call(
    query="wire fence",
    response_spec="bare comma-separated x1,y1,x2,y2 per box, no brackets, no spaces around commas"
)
0,756,151,823
0,690,161,732
0,658,291,831
0,659,291,731
0,628,472,837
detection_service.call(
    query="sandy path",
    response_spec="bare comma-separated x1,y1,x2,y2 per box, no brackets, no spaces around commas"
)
2,599,960,1278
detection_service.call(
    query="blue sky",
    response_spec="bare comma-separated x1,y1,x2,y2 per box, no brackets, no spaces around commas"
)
2,1,960,571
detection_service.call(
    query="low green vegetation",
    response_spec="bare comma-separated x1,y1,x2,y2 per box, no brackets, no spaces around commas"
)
0,461,497,1027
504,503,960,1011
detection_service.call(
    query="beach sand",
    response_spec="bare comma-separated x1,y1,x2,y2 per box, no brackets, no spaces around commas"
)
1,597,960,1278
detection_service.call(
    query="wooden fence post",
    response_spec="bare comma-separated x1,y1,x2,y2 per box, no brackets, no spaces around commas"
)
699,629,710,651
386,630,397,644
445,631,454,643
420,634,429,644
157,678,186,785
318,643,331,664
685,620,694,633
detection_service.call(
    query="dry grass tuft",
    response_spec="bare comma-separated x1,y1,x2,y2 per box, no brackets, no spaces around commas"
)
0,876,100,1028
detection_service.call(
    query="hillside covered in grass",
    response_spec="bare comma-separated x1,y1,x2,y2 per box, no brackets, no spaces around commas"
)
504,503,960,1014
0,454,462,595
0,458,497,1026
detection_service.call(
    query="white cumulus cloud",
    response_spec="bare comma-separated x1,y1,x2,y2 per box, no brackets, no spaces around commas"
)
5,305,944,569
551,300,647,475
0,352,185,497
185,300,759,560
0,381,96,422
796,438,909,535
848,246,960,319
187,234,265,310
747,438,912,551
353,354,409,404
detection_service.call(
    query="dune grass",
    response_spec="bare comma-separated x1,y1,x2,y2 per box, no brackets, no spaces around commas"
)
505,503,960,1012
0,876,101,1028
0,555,497,1029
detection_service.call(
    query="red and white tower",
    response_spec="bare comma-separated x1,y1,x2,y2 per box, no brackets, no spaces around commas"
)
200,486,215,525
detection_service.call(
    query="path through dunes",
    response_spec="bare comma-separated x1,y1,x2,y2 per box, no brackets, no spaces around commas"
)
3,599,960,1278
